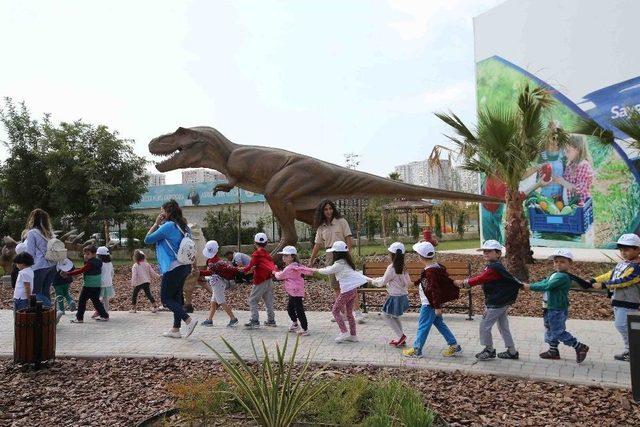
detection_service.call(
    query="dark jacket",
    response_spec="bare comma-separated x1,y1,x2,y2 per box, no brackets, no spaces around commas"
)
418,264,460,309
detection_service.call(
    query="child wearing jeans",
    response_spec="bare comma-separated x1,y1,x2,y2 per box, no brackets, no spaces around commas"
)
371,242,411,348
65,245,109,323
315,241,371,343
12,252,35,311
524,249,589,363
273,246,315,336
591,233,640,362
199,240,239,327
53,258,76,313
94,246,115,317
243,233,276,329
455,240,522,361
403,242,461,358
130,250,160,313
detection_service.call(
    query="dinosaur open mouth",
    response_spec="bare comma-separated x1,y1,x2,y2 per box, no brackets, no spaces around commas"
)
152,141,203,172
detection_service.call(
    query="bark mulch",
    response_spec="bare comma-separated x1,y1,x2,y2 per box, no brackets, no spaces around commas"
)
0,357,637,426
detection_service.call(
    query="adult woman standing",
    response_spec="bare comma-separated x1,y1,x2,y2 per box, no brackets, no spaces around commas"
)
308,200,365,323
144,200,198,338
23,209,57,307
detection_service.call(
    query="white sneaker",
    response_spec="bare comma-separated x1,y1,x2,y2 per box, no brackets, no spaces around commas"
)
355,311,367,324
289,323,299,332
297,329,310,336
335,332,350,343
182,319,198,338
163,330,182,338
347,334,359,342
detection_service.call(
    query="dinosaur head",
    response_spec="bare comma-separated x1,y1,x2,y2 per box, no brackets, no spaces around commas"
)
149,127,211,172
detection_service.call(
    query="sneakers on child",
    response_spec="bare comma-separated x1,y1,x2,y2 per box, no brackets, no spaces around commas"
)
575,344,589,364
245,320,260,329
91,312,100,319
297,329,310,336
497,350,519,360
182,319,198,338
442,344,462,357
347,334,359,342
390,335,407,348
355,311,367,324
335,332,350,343
227,318,239,327
202,319,213,327
263,320,277,327
95,317,109,322
289,322,299,332
70,318,83,324
475,348,496,361
163,330,182,338
539,348,560,360
614,351,630,362
402,348,423,358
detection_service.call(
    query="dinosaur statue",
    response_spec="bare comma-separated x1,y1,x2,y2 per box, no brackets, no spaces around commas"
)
149,126,502,254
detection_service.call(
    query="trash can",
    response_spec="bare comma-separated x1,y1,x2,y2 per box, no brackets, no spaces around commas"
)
628,313,640,402
14,295,56,369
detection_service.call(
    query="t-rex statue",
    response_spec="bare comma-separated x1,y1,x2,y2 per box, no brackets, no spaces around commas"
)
149,126,502,254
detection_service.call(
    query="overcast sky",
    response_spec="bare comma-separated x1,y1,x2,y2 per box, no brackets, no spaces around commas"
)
0,0,503,184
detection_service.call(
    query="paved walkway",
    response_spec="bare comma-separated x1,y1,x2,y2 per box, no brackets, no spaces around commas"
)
440,247,620,263
0,309,630,388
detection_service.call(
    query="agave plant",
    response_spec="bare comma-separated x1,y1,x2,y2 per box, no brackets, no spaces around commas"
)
436,84,563,279
202,334,328,427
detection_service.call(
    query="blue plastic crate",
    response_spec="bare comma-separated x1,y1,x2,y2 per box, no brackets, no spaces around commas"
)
528,198,593,235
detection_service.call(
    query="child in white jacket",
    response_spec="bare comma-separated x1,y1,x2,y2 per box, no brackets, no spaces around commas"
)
94,246,115,317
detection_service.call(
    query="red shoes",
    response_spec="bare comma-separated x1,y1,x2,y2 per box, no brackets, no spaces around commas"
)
390,335,407,348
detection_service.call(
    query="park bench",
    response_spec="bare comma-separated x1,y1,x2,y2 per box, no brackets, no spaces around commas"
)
359,260,474,320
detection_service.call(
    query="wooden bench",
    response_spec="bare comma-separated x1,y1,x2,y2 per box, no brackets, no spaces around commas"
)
359,261,474,320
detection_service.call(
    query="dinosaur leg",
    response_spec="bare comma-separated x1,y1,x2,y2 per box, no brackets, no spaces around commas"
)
265,197,299,257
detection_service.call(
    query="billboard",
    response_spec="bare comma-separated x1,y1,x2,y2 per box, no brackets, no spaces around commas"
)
474,0,640,248
132,181,266,210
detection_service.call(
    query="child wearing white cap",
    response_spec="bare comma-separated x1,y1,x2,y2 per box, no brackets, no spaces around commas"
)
53,258,77,313
402,241,461,358
243,232,277,329
93,246,115,318
523,249,589,363
454,240,523,361
273,246,315,335
591,233,640,362
314,240,372,343
371,242,411,347
199,240,239,327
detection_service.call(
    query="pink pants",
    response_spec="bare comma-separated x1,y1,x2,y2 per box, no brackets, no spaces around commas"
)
332,289,357,335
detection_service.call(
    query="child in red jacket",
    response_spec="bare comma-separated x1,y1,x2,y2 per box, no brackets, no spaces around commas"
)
244,233,276,329
199,240,239,327
403,241,462,359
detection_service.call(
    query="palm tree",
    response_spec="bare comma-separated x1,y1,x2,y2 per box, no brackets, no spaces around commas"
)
575,108,640,149
436,84,564,280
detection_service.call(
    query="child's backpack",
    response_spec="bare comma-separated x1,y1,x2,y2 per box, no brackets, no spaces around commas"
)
166,224,196,265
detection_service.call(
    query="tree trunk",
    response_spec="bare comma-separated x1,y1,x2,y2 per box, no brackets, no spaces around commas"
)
504,189,532,281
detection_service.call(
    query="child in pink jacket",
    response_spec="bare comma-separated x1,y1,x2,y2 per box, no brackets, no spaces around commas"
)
273,246,315,335
130,250,160,313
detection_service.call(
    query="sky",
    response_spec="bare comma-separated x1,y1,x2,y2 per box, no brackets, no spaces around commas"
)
0,0,504,184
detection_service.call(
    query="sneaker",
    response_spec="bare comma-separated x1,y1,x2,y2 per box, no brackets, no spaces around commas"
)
70,318,83,324
95,317,109,322
475,348,496,361
614,351,630,362
390,335,407,348
245,320,260,329
347,334,359,342
297,329,310,336
264,320,277,327
442,344,462,357
402,348,423,358
498,350,519,360
227,318,239,327
539,348,560,360
335,332,350,343
91,312,100,319
202,319,213,327
56,311,64,325
163,330,182,338
288,323,299,332
184,304,194,314
355,311,367,324
182,319,198,338
575,344,589,364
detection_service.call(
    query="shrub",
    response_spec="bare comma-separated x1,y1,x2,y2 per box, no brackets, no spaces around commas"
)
167,376,230,424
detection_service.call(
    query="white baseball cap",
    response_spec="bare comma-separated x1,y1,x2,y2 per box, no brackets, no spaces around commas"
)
57,258,74,272
548,249,574,261
278,245,298,255
254,232,268,244
15,242,26,254
478,240,503,252
326,240,348,253
96,246,110,256
388,242,405,254
202,240,220,258
617,233,640,248
413,241,435,259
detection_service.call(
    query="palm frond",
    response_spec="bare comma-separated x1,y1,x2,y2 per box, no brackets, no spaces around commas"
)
571,117,614,144
613,109,640,148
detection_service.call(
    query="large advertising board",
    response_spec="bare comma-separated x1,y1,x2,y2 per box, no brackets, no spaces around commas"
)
474,0,640,248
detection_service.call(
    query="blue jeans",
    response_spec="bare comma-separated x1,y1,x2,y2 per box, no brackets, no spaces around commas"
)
161,264,192,329
613,306,636,351
543,309,577,347
13,298,29,311
33,266,56,308
413,305,457,352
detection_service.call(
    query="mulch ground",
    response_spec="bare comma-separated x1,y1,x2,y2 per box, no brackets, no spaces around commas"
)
0,254,616,320
0,357,637,426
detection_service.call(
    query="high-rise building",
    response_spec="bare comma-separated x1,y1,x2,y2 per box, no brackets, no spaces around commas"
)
394,159,455,190
453,167,480,194
181,169,226,184
148,173,166,187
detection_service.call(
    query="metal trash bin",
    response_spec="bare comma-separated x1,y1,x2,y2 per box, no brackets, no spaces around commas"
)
629,313,640,402
14,295,56,369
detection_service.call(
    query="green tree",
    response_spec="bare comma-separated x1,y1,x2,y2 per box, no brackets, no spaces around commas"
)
457,211,466,239
410,214,420,239
388,171,402,181
434,213,442,238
